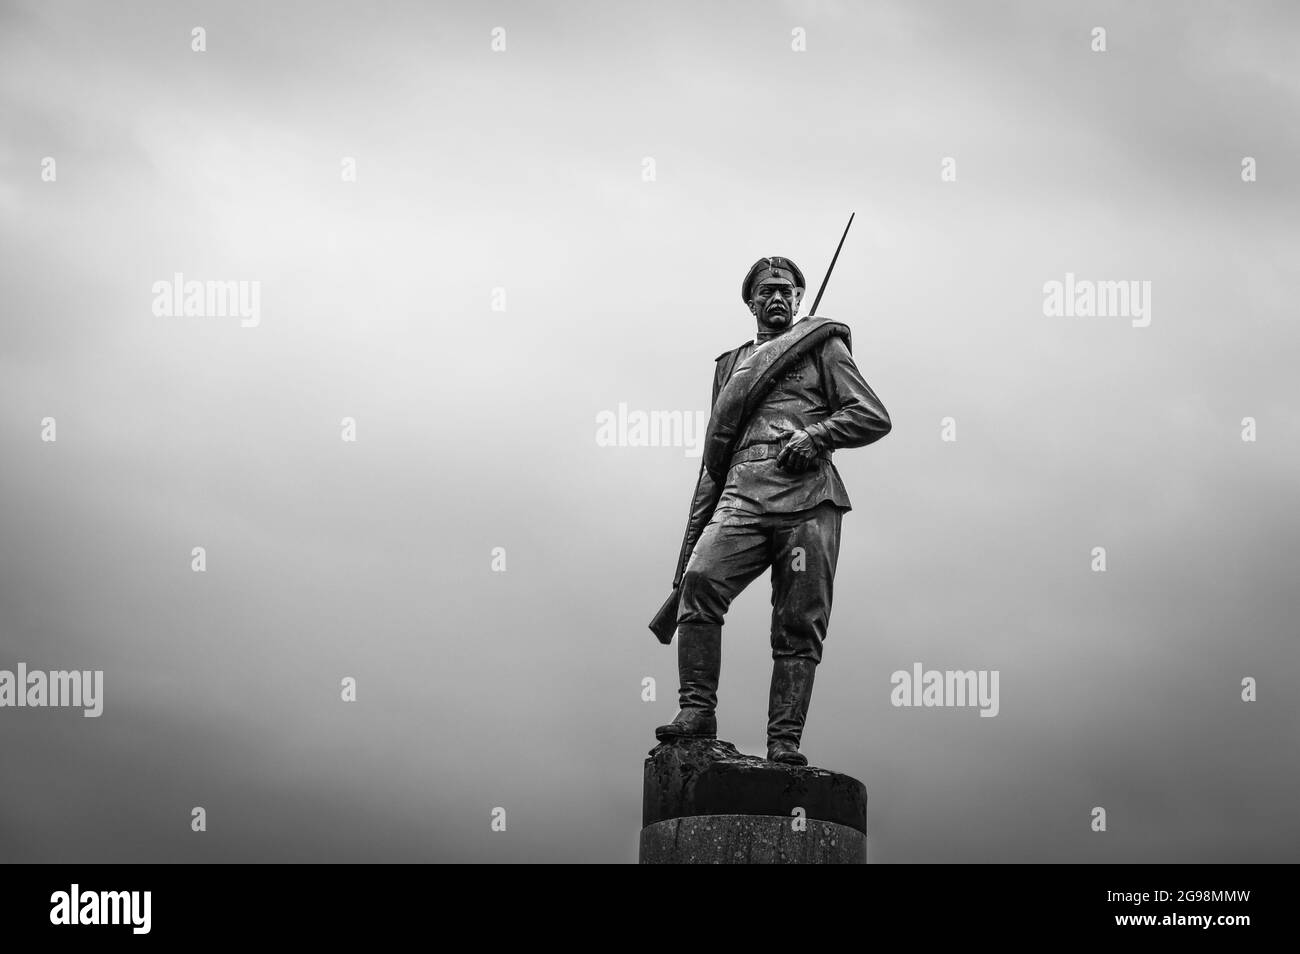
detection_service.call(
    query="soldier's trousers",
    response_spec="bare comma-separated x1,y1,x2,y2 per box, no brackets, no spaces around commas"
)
676,501,844,664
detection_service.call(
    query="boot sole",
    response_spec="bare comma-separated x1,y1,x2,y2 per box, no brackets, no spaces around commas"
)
654,727,718,742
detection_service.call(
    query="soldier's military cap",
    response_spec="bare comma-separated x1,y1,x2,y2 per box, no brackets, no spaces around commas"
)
742,256,806,303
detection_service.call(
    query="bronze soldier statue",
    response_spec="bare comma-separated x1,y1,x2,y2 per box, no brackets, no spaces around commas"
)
649,253,891,765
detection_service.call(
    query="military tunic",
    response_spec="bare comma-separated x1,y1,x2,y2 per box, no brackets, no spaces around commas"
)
676,328,891,663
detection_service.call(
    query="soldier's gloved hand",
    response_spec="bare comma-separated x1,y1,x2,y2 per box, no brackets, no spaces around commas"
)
776,429,818,472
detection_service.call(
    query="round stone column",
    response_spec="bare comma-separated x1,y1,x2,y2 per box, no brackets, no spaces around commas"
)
640,738,867,864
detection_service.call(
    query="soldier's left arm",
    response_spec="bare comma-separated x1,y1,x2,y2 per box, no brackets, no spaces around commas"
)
803,335,892,450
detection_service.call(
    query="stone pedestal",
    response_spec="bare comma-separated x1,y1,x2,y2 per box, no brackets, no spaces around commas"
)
639,738,867,864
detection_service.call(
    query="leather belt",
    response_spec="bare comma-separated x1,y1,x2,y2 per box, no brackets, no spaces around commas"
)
729,441,832,468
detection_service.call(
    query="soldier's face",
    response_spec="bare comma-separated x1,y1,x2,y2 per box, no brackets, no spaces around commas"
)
750,281,802,330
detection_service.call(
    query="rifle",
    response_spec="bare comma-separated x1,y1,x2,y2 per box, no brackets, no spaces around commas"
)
648,213,856,644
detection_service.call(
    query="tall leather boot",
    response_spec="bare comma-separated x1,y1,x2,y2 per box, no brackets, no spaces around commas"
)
654,622,721,741
766,656,817,765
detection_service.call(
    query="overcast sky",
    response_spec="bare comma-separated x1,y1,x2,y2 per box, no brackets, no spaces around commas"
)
1,0,1297,862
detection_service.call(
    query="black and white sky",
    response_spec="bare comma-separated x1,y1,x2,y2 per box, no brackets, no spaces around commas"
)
1,0,1297,862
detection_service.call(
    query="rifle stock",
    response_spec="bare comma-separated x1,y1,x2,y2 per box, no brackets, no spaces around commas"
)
648,587,680,644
